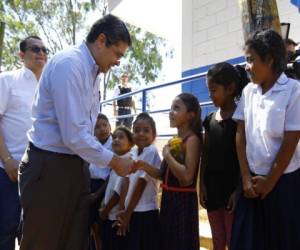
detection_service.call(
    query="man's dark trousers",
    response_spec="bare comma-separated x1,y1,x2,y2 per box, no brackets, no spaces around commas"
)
0,168,21,250
19,143,90,250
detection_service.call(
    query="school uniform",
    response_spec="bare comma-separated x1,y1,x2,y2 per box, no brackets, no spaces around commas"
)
101,150,130,250
202,112,240,250
124,144,161,250
231,73,300,250
159,135,199,250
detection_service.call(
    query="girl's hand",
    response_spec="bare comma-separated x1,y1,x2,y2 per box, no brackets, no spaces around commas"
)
252,175,275,199
132,160,146,172
199,185,207,209
162,145,171,159
99,208,108,220
226,191,236,213
242,175,258,199
115,210,131,236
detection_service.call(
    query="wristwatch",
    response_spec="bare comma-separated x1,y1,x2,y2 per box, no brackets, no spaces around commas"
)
2,155,12,164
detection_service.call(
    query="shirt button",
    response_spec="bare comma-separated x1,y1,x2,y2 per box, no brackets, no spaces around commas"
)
260,102,264,109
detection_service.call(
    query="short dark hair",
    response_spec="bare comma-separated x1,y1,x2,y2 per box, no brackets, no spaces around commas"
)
97,113,110,123
245,29,287,74
133,113,157,138
286,38,298,46
86,14,132,47
207,62,249,100
113,126,134,145
20,36,42,52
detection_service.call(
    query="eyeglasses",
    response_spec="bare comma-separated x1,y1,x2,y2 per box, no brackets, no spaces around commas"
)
26,46,49,55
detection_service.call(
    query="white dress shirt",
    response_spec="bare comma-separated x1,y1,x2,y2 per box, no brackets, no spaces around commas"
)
27,42,114,167
125,144,161,212
0,67,38,168
89,135,112,179
233,73,300,175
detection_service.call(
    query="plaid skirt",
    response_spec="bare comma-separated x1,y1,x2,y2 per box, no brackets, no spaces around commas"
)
160,190,199,250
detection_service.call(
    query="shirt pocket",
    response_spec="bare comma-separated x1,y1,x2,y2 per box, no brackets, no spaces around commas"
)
11,89,33,112
265,107,285,137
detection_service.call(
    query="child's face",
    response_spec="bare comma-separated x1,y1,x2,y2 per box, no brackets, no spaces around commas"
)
169,97,192,128
245,47,274,86
94,119,111,143
112,130,132,155
207,79,234,108
133,119,155,149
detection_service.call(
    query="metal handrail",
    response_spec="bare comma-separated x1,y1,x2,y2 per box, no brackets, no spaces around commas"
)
101,70,214,138
100,71,209,108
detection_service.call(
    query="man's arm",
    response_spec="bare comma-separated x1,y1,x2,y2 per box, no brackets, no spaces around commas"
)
131,99,137,114
49,61,132,176
0,78,19,182
113,101,117,117
0,118,18,182
113,85,120,117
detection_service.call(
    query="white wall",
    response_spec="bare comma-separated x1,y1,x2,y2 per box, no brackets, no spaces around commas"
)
278,0,300,41
183,0,300,73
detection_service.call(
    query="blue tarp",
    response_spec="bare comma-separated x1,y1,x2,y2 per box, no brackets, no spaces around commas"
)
291,0,300,12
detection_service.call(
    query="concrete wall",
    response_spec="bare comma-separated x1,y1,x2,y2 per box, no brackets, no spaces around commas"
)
182,0,300,73
182,0,300,116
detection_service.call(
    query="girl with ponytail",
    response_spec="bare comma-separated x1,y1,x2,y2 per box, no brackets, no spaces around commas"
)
200,62,249,250
134,92,202,250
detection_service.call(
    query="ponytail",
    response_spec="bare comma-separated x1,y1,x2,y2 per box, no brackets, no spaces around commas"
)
207,62,250,101
234,65,250,100
177,93,203,140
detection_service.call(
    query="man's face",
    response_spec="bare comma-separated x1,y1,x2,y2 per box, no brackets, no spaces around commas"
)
94,34,128,73
286,44,296,54
121,74,129,85
20,38,48,73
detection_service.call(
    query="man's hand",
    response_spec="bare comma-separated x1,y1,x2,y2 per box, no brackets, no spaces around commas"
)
4,158,19,182
109,155,133,177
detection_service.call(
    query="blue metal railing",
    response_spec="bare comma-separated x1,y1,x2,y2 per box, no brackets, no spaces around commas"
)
101,71,212,111
100,70,214,138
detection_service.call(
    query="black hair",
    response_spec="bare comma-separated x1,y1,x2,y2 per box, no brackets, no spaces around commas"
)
176,93,202,140
207,62,249,100
19,36,42,52
113,126,134,145
286,38,298,46
86,14,132,47
245,29,287,74
97,113,110,123
133,112,157,138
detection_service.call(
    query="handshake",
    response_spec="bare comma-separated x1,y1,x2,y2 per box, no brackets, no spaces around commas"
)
108,154,148,177
109,136,185,177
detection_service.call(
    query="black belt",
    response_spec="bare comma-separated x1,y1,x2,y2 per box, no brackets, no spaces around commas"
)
29,142,79,159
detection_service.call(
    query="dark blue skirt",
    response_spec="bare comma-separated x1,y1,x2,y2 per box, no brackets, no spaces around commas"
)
126,210,160,250
101,219,127,250
230,168,300,250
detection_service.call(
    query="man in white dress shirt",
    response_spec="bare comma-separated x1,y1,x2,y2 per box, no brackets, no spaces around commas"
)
19,14,133,250
0,36,48,250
